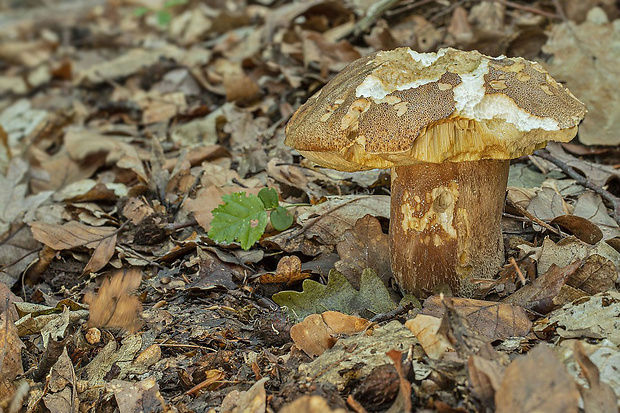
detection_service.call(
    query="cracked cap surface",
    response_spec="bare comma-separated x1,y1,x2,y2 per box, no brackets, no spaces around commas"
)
284,47,587,171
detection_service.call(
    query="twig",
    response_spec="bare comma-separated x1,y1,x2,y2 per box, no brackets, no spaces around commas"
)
497,0,561,20
505,197,562,236
509,257,526,286
369,303,414,323
534,150,620,224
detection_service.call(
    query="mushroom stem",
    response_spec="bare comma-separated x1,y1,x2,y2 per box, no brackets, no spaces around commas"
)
389,159,509,297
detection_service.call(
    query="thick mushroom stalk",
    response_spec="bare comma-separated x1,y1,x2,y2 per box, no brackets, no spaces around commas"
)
390,160,509,297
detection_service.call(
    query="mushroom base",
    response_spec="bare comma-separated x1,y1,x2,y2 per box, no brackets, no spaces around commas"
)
389,159,509,297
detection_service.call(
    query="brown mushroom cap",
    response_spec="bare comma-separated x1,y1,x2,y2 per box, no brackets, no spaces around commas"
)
285,47,587,171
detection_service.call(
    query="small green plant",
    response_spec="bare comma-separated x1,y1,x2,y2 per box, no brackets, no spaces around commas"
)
208,188,302,250
133,0,188,27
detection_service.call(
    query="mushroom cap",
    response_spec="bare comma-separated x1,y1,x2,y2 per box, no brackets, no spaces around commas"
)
284,47,587,171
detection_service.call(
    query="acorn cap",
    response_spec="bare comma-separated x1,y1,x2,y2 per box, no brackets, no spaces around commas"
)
284,47,587,172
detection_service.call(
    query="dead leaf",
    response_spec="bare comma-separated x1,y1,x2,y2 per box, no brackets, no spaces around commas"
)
405,315,454,360
220,377,268,413
43,347,78,413
543,10,620,145
106,378,166,413
495,345,579,413
84,269,143,332
503,260,582,313
549,291,620,346
385,349,412,413
264,196,390,255
279,395,348,413
290,311,370,357
290,314,337,357
0,282,21,322
566,254,617,295
0,157,52,236
573,341,618,413
259,255,310,284
423,296,532,341
0,311,25,400
335,215,391,288
468,355,505,410
30,221,116,250
298,321,417,392
82,233,117,275
551,215,603,244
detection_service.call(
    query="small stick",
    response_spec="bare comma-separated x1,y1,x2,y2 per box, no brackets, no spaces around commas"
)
509,257,526,286
369,303,414,323
497,0,561,20
505,197,563,236
534,150,620,224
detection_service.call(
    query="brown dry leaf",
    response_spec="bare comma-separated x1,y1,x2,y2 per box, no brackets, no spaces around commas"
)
279,395,348,413
551,215,603,245
495,345,579,413
122,197,155,225
0,39,55,67
259,255,310,284
263,195,390,255
53,179,128,203
63,128,147,181
290,314,336,357
29,147,102,193
106,378,166,413
0,311,25,400
335,214,391,288
468,355,506,410
266,158,327,201
82,233,117,275
139,91,187,124
43,347,78,413
405,314,454,360
30,221,116,250
573,191,620,240
385,349,412,413
219,377,268,413
526,182,571,225
84,269,143,332
543,10,620,145
573,341,618,413
0,224,40,284
0,157,53,236
566,254,617,295
423,296,532,341
503,260,582,314
0,282,21,321
290,311,370,357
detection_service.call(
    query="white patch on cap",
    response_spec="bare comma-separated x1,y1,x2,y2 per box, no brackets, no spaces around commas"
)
407,48,446,66
356,49,448,100
454,58,560,132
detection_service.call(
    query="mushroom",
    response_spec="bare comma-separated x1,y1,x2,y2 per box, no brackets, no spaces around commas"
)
284,48,586,297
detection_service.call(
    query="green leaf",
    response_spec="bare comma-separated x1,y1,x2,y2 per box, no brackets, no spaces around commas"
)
270,206,293,231
272,268,397,322
208,192,268,250
133,6,149,17
258,187,279,209
156,10,172,26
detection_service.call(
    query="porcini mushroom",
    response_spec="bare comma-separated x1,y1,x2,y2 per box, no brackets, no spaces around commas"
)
285,48,586,297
